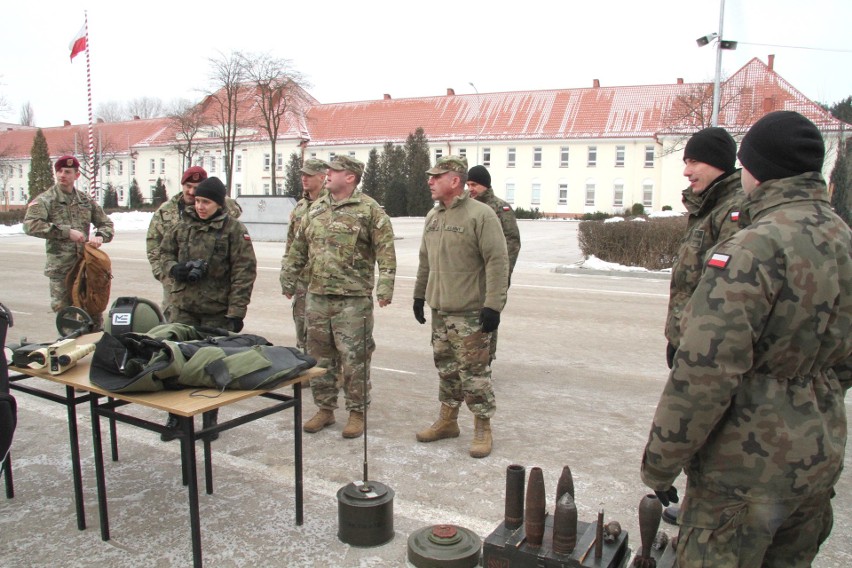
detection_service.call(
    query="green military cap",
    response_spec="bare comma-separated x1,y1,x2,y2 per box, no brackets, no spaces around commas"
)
300,158,330,175
328,155,365,177
426,155,468,175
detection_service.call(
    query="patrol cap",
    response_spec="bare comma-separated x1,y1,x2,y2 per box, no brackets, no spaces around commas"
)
55,155,80,171
328,155,364,177
181,166,208,185
300,158,330,175
426,155,468,175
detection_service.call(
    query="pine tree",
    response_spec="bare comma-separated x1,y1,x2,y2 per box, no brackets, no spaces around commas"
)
152,177,168,206
102,183,119,209
361,148,382,202
404,127,433,215
128,178,144,209
285,152,303,198
27,128,54,200
380,142,408,217
830,141,851,226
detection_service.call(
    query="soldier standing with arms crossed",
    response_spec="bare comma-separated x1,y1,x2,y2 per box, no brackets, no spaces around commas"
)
642,111,852,566
24,156,114,327
280,156,396,439
413,156,509,458
284,159,328,351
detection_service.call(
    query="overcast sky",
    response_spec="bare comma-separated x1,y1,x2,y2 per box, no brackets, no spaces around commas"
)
2,0,850,128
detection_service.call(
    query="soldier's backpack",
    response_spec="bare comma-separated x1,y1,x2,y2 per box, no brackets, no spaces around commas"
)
104,297,165,336
66,244,113,316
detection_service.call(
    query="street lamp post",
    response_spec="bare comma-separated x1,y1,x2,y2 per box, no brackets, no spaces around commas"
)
696,0,737,127
469,82,482,165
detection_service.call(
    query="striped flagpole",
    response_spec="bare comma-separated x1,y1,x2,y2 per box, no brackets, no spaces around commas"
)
84,11,96,199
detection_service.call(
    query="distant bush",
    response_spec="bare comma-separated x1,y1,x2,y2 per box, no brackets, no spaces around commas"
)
662,205,673,211
578,216,686,270
631,203,645,216
580,211,612,221
515,206,544,219
0,209,26,226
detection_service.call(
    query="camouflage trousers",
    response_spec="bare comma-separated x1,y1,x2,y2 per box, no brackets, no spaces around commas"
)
305,294,374,413
676,483,834,567
291,283,308,351
159,275,174,322
168,308,230,331
431,309,496,419
49,276,103,328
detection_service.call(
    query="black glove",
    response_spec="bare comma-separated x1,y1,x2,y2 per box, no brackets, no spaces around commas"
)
654,487,679,507
479,307,500,333
226,317,244,333
666,342,676,369
413,298,426,324
170,262,191,282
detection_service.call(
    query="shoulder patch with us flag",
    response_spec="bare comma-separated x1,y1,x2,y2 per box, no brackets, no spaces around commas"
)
707,252,731,269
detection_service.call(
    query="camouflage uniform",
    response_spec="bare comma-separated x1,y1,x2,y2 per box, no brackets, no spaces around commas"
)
665,170,744,354
642,172,852,567
280,189,396,413
472,186,521,361
146,193,242,319
414,192,509,418
23,184,115,312
159,206,256,327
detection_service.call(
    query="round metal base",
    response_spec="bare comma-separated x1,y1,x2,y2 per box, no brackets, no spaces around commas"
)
407,524,481,568
337,480,395,547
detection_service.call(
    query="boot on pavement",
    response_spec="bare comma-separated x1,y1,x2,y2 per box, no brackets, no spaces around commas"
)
470,416,492,458
202,409,219,441
342,411,364,438
416,404,460,442
304,408,335,433
161,413,181,441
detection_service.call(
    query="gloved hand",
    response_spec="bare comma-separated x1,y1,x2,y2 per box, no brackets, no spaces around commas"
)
654,487,679,507
226,317,244,333
479,307,500,333
413,298,426,324
170,262,191,282
666,342,676,369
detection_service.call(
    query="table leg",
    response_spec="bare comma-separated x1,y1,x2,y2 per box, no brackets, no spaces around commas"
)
109,397,119,462
204,435,213,495
294,381,303,525
89,395,110,541
66,386,86,531
180,416,203,568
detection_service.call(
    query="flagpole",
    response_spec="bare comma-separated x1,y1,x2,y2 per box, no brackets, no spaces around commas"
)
84,11,96,200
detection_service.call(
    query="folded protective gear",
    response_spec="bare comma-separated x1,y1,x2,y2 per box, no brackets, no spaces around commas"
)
170,262,191,282
413,298,426,324
479,307,500,333
226,317,244,333
654,487,679,507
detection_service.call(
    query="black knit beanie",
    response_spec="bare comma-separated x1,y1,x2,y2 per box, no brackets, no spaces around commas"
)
194,176,226,207
683,127,737,174
467,165,491,188
737,111,825,182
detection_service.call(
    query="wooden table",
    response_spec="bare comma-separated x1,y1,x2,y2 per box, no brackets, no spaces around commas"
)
11,336,323,568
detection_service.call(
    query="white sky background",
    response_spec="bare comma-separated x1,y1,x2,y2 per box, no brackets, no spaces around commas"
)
2,0,850,128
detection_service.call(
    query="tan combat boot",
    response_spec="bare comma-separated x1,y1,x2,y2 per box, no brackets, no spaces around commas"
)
304,409,335,433
416,404,460,442
342,411,364,438
470,416,492,458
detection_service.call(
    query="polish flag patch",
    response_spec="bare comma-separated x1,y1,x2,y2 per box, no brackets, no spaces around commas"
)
707,253,731,269
243,233,252,241
502,206,511,211
730,211,740,222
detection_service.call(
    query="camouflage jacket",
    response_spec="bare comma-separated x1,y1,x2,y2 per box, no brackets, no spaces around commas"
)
284,189,326,290
280,191,396,301
146,193,242,282
665,170,745,347
159,207,257,319
643,172,852,501
414,193,509,313
23,184,115,277
474,187,521,276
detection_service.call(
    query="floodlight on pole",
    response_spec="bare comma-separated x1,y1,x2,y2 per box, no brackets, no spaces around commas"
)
696,0,737,127
469,81,482,165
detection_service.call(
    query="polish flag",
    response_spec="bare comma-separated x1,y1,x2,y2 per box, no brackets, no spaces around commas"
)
69,24,86,61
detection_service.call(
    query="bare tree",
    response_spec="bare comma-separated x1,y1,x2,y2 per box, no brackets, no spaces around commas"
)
204,50,250,195
168,99,205,172
19,102,35,126
243,52,310,195
95,100,127,123
127,96,165,119
54,125,125,201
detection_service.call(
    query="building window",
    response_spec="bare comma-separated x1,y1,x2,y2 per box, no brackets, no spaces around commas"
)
613,180,624,208
310,152,317,159
235,183,242,195
236,154,242,173
435,149,443,161
263,183,270,195
263,153,270,172
105,162,112,176
131,160,136,176
531,182,541,205
615,146,625,167
348,151,356,158
587,146,597,167
210,156,216,173
117,161,123,176
507,147,516,168
18,164,24,177
149,159,155,174
276,182,283,194
644,146,655,167
458,148,467,158
643,180,654,207
159,158,166,174
560,147,569,168
532,147,542,168
276,153,283,170
558,182,568,205
506,182,515,204
119,188,125,202
20,187,25,201
585,180,596,206
329,152,337,161
482,147,491,166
